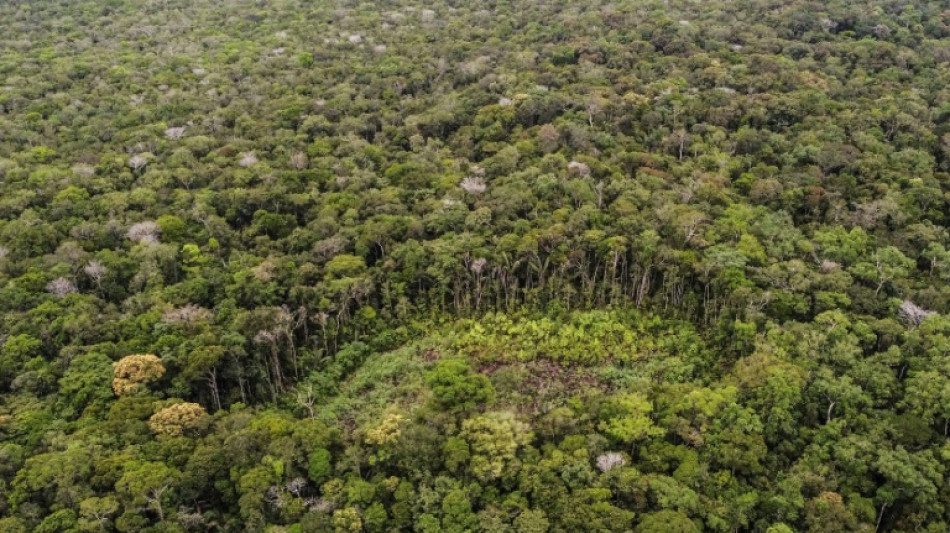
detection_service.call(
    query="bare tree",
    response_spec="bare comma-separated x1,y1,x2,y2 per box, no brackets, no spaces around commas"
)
84,260,107,288
176,507,205,531
286,478,307,498
46,277,78,298
71,163,96,177
127,221,161,244
128,154,148,171
265,485,287,509
538,124,559,153
567,160,591,177
290,151,308,170
238,152,259,167
164,126,186,140
666,129,690,160
898,300,935,326
162,304,212,325
254,329,285,398
144,485,170,523
460,176,487,194
596,452,626,473
295,383,317,420
470,257,487,274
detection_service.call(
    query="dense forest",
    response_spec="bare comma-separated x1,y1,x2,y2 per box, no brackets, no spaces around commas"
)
2,0,950,531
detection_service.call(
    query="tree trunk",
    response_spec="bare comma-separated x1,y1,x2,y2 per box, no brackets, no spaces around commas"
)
875,502,887,533
206,368,221,412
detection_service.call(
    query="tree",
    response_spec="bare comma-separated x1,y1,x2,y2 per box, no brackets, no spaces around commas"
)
58,352,113,419
872,446,943,529
79,497,119,532
46,277,78,298
707,405,767,476
365,412,406,464
308,447,333,484
126,221,161,244
333,507,362,533
83,260,107,288
426,359,495,413
0,334,42,386
803,492,858,533
441,488,477,533
114,461,181,523
148,402,210,437
10,446,94,511
636,510,699,533
461,411,532,482
897,300,935,326
112,354,165,395
850,246,914,295
514,509,550,533
34,509,78,532
599,393,665,450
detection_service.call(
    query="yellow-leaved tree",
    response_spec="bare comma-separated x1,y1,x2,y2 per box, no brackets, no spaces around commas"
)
112,354,165,396
148,402,210,437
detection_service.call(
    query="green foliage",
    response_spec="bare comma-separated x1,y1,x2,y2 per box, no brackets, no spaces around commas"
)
57,352,113,419
0,335,42,383
33,509,78,533
324,255,367,280
461,411,532,482
453,311,703,366
308,447,333,484
599,392,664,445
425,358,494,413
2,0,950,530
636,510,698,533
156,214,187,242
514,509,550,533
